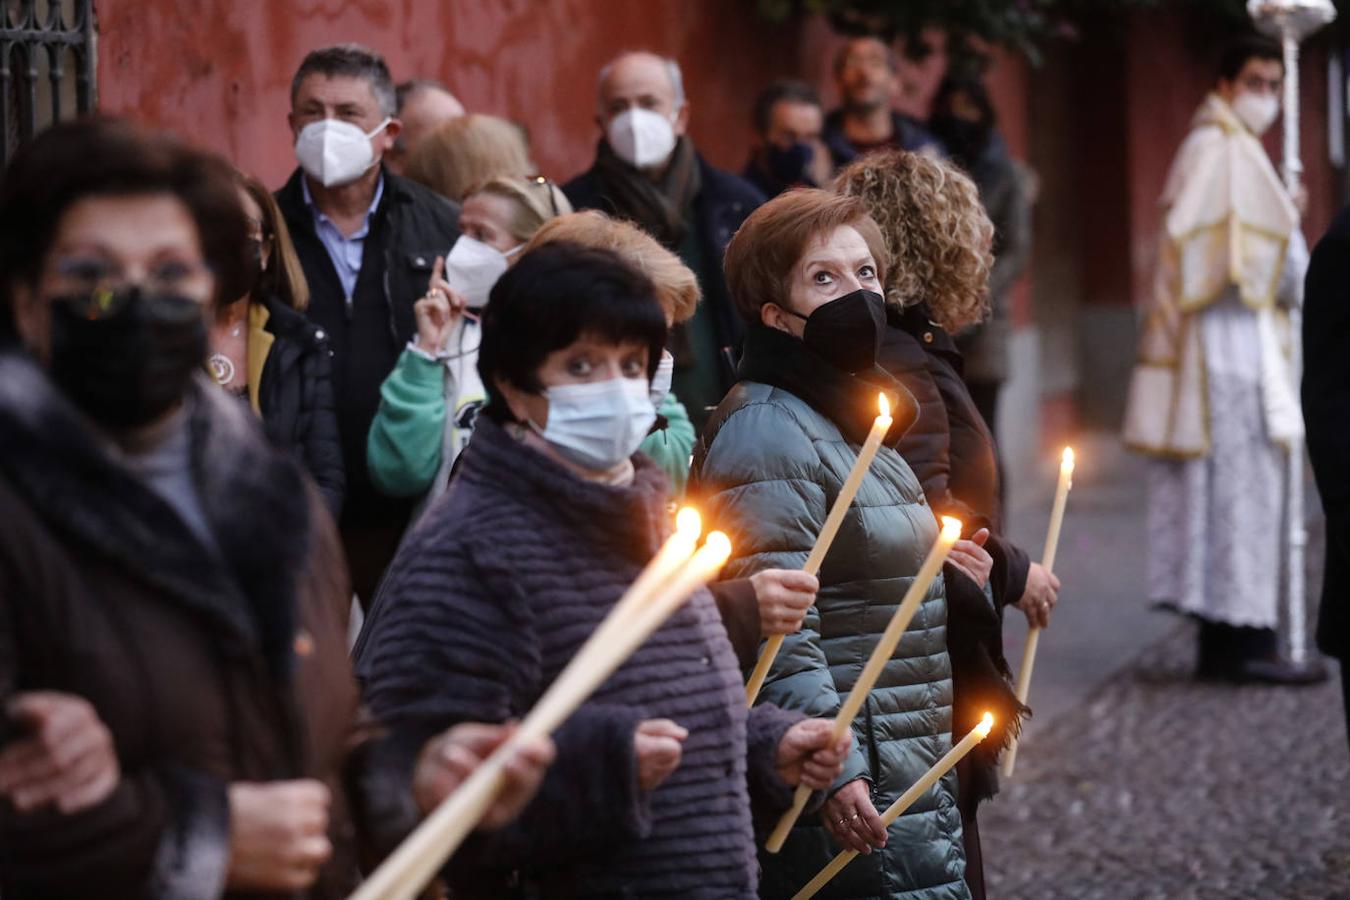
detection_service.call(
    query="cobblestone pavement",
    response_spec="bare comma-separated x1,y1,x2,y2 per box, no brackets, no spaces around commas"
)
981,625,1348,899
982,435,1350,899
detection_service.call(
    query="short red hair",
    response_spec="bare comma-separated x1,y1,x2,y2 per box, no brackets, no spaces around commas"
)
723,188,889,326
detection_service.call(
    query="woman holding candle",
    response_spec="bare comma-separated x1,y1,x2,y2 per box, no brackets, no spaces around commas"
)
691,189,970,899
835,149,1060,899
354,242,851,898
0,118,553,899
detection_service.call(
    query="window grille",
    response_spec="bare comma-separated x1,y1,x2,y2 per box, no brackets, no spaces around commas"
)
1,0,95,162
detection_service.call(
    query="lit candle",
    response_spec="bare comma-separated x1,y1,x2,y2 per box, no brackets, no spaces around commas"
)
765,516,963,854
351,525,731,900
1002,447,1074,779
792,714,995,900
585,507,703,648
746,394,895,706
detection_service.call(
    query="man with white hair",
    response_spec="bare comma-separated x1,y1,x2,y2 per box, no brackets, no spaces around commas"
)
563,50,764,431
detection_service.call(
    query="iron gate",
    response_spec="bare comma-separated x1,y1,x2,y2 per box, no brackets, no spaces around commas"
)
0,0,95,162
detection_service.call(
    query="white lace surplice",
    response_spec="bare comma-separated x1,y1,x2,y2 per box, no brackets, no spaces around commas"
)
1146,292,1283,627
1145,230,1308,627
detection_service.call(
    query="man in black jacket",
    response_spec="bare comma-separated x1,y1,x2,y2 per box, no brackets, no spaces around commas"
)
1303,204,1350,750
563,50,763,432
276,44,460,604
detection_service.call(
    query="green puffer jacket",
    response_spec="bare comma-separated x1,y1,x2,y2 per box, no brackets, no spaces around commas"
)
691,326,969,900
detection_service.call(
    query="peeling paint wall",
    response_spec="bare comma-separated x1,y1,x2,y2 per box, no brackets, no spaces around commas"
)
93,0,816,187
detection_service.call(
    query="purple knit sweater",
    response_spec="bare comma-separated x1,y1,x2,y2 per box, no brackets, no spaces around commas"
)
356,419,803,898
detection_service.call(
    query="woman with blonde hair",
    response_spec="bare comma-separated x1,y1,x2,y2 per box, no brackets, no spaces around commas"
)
835,149,1058,900
403,114,533,203
367,175,570,507
209,171,344,516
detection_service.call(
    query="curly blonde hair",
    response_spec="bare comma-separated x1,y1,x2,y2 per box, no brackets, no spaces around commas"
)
833,150,994,332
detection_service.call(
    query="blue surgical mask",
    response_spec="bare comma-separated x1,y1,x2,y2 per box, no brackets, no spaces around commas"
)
530,377,656,471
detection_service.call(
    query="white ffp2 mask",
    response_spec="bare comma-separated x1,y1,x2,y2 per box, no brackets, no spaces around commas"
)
607,108,678,170
531,377,656,471
444,235,511,309
295,117,390,187
1232,92,1280,136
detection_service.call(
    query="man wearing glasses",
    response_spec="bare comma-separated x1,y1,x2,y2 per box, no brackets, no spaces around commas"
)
1124,36,1317,684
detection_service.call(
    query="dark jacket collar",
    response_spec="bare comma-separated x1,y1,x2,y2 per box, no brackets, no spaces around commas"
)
0,349,312,677
261,293,324,347
821,108,941,165
740,154,808,200
276,166,427,236
888,302,961,364
736,324,918,446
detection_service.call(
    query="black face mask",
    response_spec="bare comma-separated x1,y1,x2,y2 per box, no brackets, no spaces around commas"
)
783,289,886,374
931,115,990,167
764,141,816,187
48,287,209,428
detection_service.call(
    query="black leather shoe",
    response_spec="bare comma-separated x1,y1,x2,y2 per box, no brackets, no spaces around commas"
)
1240,657,1330,686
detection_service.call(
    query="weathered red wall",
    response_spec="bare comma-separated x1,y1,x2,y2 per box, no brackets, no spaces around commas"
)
93,0,814,188
93,2,1037,193
95,1,1335,358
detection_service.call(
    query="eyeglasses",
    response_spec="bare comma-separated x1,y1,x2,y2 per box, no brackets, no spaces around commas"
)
54,283,209,321
51,256,213,318
526,174,561,218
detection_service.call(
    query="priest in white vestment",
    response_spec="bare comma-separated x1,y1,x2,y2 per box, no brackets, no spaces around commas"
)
1124,36,1311,682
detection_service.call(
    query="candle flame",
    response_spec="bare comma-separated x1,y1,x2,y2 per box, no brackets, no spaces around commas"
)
701,531,733,565
975,712,994,739
675,506,703,539
940,516,963,542
1061,447,1075,472
877,392,891,421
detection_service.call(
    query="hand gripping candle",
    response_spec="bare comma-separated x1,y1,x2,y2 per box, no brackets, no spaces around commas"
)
791,714,996,900
764,516,964,853
351,513,729,900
